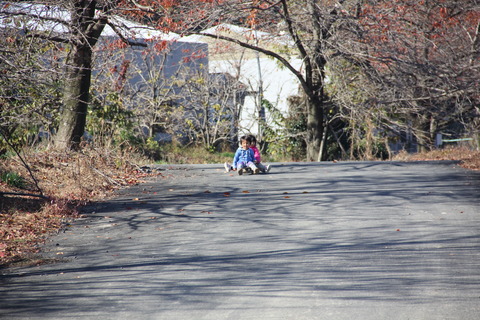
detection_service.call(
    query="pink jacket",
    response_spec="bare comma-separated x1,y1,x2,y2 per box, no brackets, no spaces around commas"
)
250,146,261,162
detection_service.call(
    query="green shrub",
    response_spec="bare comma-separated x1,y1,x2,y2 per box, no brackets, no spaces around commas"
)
0,171,26,189
261,99,307,161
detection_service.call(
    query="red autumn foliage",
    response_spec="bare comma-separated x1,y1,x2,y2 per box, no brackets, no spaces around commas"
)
359,0,479,68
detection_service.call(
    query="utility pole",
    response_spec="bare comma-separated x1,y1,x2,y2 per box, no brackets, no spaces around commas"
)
254,28,265,140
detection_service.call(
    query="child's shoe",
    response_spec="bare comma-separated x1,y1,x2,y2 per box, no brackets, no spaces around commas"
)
224,162,231,172
238,168,243,175
253,167,260,174
266,165,271,173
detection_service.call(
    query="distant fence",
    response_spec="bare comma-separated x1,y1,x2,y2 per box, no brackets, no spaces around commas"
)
435,133,473,147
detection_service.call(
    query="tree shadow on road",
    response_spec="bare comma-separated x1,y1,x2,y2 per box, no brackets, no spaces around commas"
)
1,161,479,318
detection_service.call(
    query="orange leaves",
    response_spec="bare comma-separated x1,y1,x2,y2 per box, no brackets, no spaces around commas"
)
101,39,128,51
0,148,164,265
439,7,448,18
246,0,274,27
465,11,480,25
358,0,478,71
0,201,72,264
159,0,177,8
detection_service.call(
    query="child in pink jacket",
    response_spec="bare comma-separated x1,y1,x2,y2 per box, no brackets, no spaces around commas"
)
248,135,271,173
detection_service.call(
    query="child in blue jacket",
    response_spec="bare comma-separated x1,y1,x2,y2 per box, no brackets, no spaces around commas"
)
224,135,259,175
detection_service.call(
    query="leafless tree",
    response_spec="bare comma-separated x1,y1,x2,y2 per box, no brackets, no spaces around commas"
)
0,1,157,150
334,0,480,152
0,13,63,153
3,0,478,158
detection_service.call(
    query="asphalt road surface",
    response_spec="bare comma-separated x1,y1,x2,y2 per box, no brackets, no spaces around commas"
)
1,161,479,320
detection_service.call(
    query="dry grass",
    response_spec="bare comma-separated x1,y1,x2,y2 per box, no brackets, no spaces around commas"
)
0,146,157,267
1,145,478,267
393,146,480,171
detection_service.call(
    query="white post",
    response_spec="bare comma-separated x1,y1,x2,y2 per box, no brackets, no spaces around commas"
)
435,133,443,147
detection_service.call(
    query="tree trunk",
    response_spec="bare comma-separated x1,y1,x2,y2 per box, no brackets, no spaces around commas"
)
54,0,106,150
55,45,92,150
304,0,327,161
306,96,324,161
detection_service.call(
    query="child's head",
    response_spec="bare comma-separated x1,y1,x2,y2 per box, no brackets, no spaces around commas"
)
239,135,252,150
248,135,257,147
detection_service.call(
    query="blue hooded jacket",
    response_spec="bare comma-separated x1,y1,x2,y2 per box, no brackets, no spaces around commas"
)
233,147,255,168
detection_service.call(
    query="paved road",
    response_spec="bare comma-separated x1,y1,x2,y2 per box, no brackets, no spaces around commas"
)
1,161,480,319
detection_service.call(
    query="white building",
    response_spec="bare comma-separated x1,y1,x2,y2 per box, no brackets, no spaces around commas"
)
184,24,303,139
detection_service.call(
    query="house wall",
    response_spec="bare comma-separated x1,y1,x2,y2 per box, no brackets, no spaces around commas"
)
183,24,302,140
210,57,302,137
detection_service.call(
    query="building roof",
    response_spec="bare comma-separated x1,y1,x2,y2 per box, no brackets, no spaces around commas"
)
1,2,181,41
183,23,293,46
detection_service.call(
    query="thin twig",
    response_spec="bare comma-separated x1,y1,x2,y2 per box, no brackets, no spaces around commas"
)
0,192,49,200
0,129,44,196
90,167,122,186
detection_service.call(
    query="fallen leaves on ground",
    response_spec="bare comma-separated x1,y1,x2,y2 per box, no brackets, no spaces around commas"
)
393,146,480,171
0,146,158,267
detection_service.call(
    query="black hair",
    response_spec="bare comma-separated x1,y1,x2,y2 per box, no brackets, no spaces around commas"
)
240,135,252,143
248,134,257,143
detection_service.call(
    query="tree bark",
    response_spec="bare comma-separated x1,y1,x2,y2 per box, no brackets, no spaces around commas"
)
304,0,327,161
55,44,92,150
54,0,106,150
306,96,324,161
